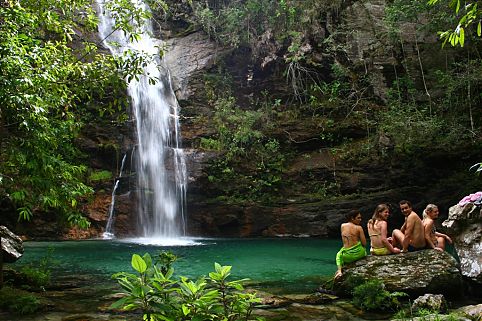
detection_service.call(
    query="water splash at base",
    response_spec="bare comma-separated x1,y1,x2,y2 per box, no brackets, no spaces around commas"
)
120,237,204,246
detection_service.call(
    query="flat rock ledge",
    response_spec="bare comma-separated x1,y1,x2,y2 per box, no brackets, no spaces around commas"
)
334,250,462,298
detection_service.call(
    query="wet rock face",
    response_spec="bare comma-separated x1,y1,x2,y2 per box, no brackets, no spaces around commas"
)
334,250,462,298
443,203,482,285
163,32,220,101
0,225,24,263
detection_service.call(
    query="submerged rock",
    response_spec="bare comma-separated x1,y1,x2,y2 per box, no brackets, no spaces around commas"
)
442,203,482,285
333,250,462,298
0,225,24,262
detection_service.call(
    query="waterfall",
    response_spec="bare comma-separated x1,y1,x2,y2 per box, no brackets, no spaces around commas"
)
96,0,187,239
103,180,119,239
103,153,127,238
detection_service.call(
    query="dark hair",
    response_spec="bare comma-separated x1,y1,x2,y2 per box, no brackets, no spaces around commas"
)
399,200,412,208
345,209,361,222
368,204,389,227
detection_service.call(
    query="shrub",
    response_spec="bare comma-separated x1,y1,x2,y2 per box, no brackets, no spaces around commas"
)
111,251,263,321
20,265,50,288
0,286,42,315
352,279,407,311
19,247,55,289
89,170,113,182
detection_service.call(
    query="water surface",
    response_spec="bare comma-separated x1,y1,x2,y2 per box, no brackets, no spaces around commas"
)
18,238,340,293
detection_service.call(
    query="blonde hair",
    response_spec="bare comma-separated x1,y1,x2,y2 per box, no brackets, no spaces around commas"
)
368,204,389,228
423,204,438,219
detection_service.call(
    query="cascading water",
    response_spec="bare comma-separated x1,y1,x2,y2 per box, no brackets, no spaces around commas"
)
103,153,127,239
96,0,188,241
103,179,119,239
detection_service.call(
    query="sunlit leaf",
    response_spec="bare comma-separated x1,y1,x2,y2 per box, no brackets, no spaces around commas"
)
132,254,147,273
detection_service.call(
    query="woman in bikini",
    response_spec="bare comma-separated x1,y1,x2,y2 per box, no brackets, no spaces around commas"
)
335,210,367,279
422,204,452,251
367,204,401,255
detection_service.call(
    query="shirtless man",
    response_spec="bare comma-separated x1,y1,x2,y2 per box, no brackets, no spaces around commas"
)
392,200,426,252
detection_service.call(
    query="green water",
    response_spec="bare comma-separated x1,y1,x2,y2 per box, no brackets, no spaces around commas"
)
17,238,341,293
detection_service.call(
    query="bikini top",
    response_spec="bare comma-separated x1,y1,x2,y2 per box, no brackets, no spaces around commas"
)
368,220,382,237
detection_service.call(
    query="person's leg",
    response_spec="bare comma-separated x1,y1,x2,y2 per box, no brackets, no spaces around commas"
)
437,236,446,250
392,229,404,249
335,248,344,278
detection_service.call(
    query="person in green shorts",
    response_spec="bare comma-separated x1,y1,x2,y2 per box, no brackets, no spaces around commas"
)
335,210,367,279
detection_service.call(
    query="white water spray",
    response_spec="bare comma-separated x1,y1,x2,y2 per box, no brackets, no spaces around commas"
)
96,0,187,240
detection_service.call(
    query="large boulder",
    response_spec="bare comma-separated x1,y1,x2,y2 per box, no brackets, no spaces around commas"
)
333,250,462,298
442,203,482,285
0,226,24,263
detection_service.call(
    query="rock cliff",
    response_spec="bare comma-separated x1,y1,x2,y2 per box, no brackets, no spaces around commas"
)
3,0,480,241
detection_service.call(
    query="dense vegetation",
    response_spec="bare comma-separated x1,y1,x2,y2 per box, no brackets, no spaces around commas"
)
176,0,482,204
112,252,261,321
0,0,156,226
1,0,481,228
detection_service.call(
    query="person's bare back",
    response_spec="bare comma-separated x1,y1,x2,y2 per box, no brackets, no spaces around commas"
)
341,222,365,248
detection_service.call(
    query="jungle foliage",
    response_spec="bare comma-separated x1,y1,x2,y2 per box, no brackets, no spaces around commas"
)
2,0,481,225
185,0,481,204
111,252,262,321
200,75,286,203
0,0,151,226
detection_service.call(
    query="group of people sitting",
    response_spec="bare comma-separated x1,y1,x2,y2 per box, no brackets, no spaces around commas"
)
334,200,453,279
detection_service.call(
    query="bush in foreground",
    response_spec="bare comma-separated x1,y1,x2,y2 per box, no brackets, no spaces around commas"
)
111,252,263,321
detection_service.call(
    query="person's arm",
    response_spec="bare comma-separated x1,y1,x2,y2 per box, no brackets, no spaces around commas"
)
380,221,400,253
424,220,442,251
358,226,367,247
400,220,407,233
435,231,452,244
401,215,414,252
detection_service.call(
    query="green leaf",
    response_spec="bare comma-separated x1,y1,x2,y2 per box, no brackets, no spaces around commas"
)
132,254,147,273
18,207,33,221
143,253,153,268
110,296,130,309
181,304,190,315
459,27,465,46
478,21,481,36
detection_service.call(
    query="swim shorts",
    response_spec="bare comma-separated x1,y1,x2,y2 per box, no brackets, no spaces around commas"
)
370,246,391,256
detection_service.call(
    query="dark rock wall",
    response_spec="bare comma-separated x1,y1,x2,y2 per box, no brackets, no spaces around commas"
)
4,0,480,240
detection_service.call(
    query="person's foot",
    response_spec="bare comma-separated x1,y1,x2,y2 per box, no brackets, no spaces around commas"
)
334,270,343,279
